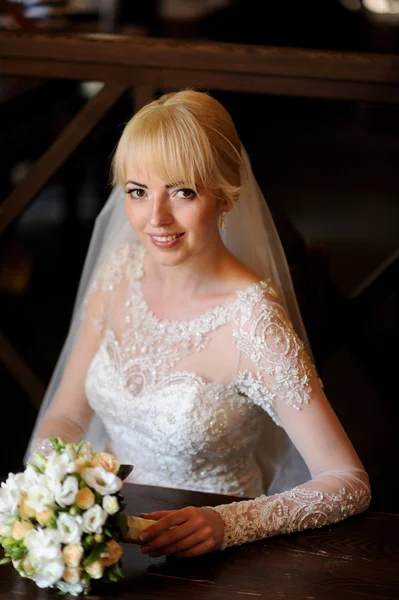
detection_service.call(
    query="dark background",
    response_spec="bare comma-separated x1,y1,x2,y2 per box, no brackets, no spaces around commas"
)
0,0,398,512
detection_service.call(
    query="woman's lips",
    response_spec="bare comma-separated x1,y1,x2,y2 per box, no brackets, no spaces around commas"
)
149,233,185,248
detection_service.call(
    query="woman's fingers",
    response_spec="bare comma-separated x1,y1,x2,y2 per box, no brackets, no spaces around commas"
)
173,538,218,558
142,524,210,556
140,511,172,520
140,507,200,550
140,507,224,557
139,508,193,544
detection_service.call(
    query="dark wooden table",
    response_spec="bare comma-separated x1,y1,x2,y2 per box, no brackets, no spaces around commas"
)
1,483,398,599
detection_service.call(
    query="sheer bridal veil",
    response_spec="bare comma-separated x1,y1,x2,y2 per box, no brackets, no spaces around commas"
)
26,146,312,493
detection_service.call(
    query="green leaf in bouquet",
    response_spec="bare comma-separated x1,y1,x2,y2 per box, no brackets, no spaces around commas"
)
83,542,108,568
32,453,47,472
2,543,28,561
103,528,112,538
117,464,133,481
0,557,11,565
50,437,66,453
113,561,124,579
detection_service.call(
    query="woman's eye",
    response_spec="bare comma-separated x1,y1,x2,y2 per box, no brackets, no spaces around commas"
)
127,188,146,199
175,188,196,199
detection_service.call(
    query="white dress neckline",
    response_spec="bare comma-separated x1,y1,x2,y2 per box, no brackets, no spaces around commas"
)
132,243,271,329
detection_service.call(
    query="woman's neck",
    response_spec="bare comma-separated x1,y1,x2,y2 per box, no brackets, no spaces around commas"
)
143,238,241,300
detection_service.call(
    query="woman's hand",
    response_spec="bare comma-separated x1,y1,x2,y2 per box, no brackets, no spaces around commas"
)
138,506,225,558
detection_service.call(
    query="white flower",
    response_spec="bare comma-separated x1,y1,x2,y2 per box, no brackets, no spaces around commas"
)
57,580,84,596
30,558,64,588
45,451,75,484
0,523,12,537
0,475,21,516
82,504,107,534
102,495,119,515
25,528,62,563
14,466,40,494
26,475,55,513
55,476,79,507
0,512,15,534
81,466,122,496
57,513,83,545
85,559,104,579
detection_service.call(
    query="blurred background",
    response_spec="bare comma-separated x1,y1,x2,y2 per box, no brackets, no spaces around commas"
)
0,1,398,513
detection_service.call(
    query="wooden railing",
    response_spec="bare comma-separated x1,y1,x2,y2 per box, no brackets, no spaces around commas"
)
0,31,398,407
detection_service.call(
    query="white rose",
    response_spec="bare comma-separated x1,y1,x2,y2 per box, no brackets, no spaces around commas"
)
0,512,15,535
102,495,119,515
55,476,79,507
56,581,84,596
26,475,55,513
82,504,107,534
45,452,75,484
0,476,21,516
25,528,62,563
14,466,40,494
57,513,83,545
85,559,104,579
81,467,122,496
0,523,12,537
30,558,64,588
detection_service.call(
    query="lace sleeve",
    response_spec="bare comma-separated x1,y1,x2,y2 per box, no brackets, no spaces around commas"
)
209,292,371,549
82,243,133,336
31,244,133,449
209,469,371,549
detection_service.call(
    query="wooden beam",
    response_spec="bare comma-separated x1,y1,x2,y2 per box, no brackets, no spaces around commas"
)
0,32,398,86
0,83,126,234
1,57,399,104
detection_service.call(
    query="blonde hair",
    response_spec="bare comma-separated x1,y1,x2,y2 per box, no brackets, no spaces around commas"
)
112,90,243,208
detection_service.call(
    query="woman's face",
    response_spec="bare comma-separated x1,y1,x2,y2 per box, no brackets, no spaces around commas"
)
124,163,225,267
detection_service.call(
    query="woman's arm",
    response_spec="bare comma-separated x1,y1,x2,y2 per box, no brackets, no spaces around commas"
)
137,293,370,556
28,244,132,457
208,356,371,549
29,289,106,456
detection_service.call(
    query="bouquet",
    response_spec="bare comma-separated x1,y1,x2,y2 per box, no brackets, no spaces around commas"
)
0,438,153,596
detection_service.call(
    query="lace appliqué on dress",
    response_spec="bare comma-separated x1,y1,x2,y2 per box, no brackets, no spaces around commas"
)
28,438,56,459
233,299,312,423
81,244,134,334
210,484,371,550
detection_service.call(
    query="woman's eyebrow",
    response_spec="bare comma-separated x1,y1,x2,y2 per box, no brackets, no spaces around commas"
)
125,181,186,189
126,180,147,188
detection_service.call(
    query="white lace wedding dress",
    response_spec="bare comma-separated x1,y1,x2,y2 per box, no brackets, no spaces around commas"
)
33,242,371,549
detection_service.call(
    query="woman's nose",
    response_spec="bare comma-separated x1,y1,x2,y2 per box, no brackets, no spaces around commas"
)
150,198,173,228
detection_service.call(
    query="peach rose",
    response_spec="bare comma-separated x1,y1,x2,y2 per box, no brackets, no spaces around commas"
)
76,487,95,510
101,540,123,567
11,520,34,541
63,566,82,585
74,458,89,474
35,509,55,527
19,496,36,519
91,452,119,474
62,543,84,568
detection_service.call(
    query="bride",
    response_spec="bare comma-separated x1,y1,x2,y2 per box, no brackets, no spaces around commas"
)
27,89,370,557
